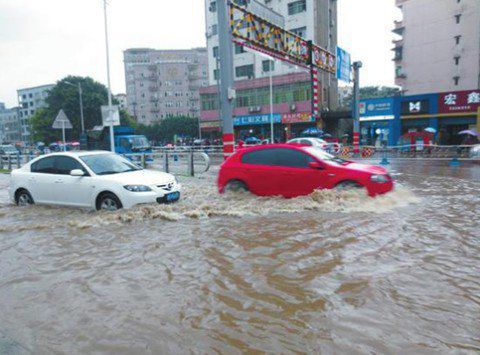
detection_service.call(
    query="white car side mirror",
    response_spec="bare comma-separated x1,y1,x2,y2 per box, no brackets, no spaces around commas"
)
70,169,84,177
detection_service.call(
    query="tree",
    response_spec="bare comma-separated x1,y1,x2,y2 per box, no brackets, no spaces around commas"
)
30,76,134,143
136,116,199,143
340,86,401,109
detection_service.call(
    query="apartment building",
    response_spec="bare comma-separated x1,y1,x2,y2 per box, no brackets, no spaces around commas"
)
0,105,21,144
17,84,55,144
393,0,480,94
114,93,127,111
123,48,208,125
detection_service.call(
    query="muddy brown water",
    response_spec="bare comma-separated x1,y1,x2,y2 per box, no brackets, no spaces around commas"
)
0,160,479,354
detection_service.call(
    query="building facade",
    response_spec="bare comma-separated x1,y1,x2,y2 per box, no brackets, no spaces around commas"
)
393,0,480,94
202,0,339,138
123,48,208,125
359,88,480,146
17,84,54,144
0,106,21,144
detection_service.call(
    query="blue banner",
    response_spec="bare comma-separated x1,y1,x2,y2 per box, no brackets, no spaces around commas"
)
234,114,281,126
336,47,351,83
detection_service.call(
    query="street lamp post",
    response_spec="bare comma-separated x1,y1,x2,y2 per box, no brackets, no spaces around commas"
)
103,0,115,153
352,61,363,154
64,81,85,134
245,46,276,143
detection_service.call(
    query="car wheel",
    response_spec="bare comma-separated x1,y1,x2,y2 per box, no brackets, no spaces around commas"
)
335,181,364,191
97,193,122,211
224,180,249,193
16,189,34,206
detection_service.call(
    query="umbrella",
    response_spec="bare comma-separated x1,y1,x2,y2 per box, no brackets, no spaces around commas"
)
458,130,478,136
321,133,333,138
424,127,437,133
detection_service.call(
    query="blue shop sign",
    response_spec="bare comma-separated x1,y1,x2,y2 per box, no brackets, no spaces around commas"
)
359,98,395,121
234,114,281,126
336,46,352,83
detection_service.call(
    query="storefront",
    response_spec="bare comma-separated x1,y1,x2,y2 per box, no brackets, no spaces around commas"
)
234,112,315,142
437,90,480,145
359,98,398,146
398,94,438,141
200,121,221,141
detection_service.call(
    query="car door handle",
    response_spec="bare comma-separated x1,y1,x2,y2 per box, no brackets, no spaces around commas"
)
28,177,35,182
328,173,336,177
54,179,63,183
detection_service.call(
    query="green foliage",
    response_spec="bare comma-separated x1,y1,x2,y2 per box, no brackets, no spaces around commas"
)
29,76,134,143
341,86,401,109
136,116,199,143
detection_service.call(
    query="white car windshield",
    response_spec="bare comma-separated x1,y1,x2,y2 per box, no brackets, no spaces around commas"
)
80,154,142,175
303,147,347,165
130,136,150,149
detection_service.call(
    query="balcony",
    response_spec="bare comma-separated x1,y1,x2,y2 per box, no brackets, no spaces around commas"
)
392,20,405,35
148,86,158,92
392,38,404,48
395,0,408,8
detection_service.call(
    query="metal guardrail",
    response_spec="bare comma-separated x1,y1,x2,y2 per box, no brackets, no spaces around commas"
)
123,150,211,176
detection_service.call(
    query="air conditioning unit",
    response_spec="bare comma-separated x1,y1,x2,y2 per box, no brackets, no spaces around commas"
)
290,104,296,112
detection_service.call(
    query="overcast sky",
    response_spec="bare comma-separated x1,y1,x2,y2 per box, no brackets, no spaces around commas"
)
0,0,400,107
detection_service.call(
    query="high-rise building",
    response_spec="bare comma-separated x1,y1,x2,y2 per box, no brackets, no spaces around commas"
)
123,48,208,125
201,0,338,139
17,84,54,144
393,0,480,94
0,105,21,144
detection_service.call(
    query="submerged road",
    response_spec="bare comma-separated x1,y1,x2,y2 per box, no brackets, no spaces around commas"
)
0,160,479,353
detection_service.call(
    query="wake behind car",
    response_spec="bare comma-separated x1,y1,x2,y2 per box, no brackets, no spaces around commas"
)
218,144,393,198
10,151,181,211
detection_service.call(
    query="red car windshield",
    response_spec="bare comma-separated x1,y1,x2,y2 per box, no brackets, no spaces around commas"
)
303,147,347,165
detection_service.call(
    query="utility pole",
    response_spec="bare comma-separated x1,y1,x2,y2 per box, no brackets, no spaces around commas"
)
217,0,235,158
352,61,363,154
103,0,115,153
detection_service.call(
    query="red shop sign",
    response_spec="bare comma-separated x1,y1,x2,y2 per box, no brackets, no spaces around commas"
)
438,90,480,114
281,112,314,124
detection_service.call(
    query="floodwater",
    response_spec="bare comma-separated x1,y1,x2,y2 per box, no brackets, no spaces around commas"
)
0,160,479,354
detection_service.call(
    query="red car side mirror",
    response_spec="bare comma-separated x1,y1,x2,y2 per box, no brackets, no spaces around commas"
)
308,161,323,169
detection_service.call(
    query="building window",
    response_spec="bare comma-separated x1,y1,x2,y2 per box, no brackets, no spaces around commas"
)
209,1,216,12
455,14,461,23
454,35,461,44
235,64,254,78
213,46,218,58
454,56,460,65
211,24,218,36
290,26,307,38
235,43,245,54
262,60,274,72
453,76,460,86
213,69,220,80
288,0,306,15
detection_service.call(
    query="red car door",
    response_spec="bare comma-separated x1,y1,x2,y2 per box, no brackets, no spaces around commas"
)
241,148,283,196
274,148,331,197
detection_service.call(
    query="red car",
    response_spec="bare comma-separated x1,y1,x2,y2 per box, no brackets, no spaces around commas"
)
218,144,393,198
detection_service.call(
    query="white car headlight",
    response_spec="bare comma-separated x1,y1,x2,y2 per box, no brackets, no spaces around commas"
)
370,174,390,183
124,185,152,192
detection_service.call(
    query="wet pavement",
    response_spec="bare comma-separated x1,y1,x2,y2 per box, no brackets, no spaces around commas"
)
0,160,479,354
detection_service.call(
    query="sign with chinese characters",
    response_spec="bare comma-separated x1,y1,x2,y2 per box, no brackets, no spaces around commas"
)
359,98,395,121
281,112,314,124
336,46,351,83
200,121,221,129
438,90,480,114
234,114,281,126
401,99,430,115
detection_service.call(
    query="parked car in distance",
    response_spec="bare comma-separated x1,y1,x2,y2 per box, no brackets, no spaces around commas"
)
10,151,181,211
218,144,393,198
287,137,341,153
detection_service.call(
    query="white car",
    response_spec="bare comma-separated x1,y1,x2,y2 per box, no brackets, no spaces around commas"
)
287,137,341,152
9,151,181,211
